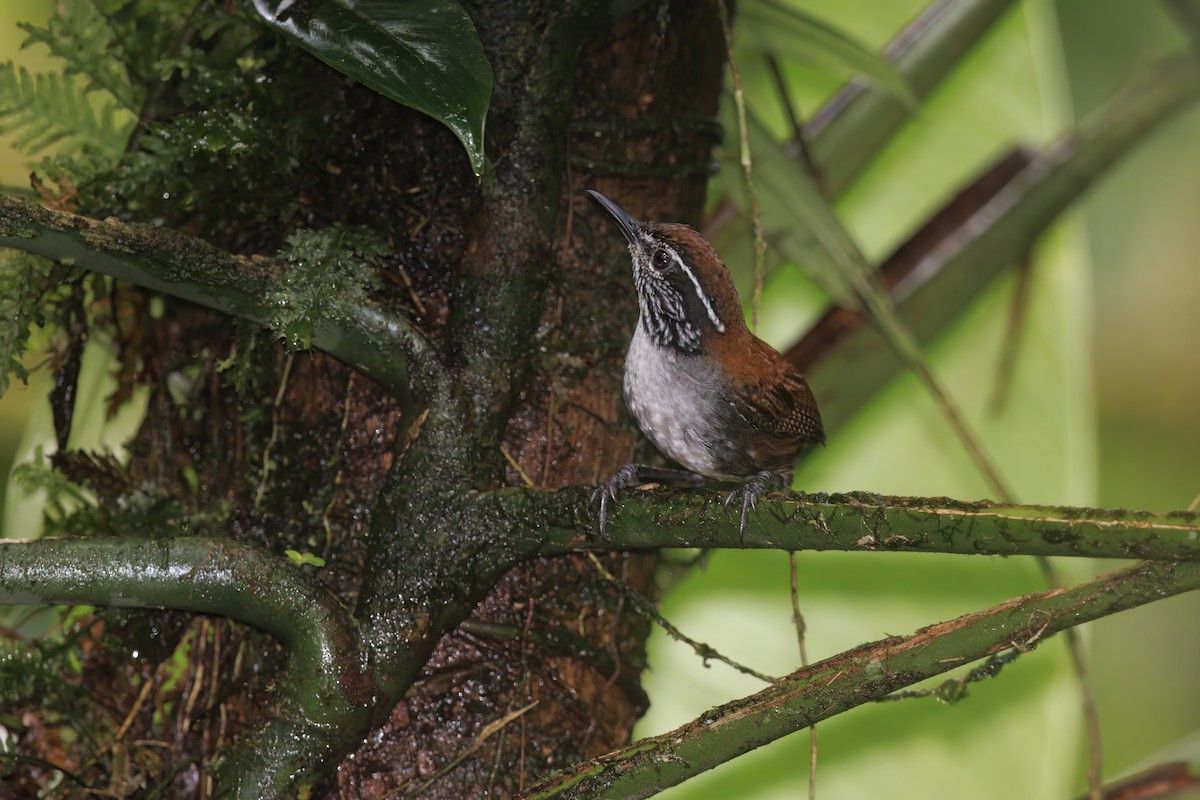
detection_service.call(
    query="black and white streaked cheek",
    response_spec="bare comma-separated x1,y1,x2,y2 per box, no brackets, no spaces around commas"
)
644,314,699,352
636,276,699,352
660,245,725,335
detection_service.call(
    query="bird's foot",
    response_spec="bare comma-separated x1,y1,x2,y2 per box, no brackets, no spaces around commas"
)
725,470,788,543
592,464,643,540
592,465,706,540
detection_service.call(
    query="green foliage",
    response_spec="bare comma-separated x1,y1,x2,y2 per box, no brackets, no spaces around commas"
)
11,447,197,539
0,0,142,179
81,15,328,234
250,0,494,176
11,447,96,536
284,549,327,568
218,320,278,400
3,0,286,221
0,253,54,397
109,77,305,221
737,0,913,104
16,0,140,111
12,0,257,117
269,226,387,351
4,0,422,248
0,637,79,708
0,64,131,160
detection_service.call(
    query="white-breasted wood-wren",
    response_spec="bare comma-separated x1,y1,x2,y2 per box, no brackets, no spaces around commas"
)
588,190,825,535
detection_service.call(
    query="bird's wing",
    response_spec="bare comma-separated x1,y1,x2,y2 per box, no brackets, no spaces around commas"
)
733,368,825,445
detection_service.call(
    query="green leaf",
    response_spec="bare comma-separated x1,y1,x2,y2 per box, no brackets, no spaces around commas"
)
804,0,1018,198
0,63,132,160
17,1,140,112
1164,0,1200,39
732,102,1017,499
0,253,53,398
284,549,327,568
738,0,914,106
250,0,493,176
721,99,866,306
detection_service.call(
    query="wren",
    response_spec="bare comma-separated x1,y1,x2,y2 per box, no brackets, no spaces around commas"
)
588,190,825,537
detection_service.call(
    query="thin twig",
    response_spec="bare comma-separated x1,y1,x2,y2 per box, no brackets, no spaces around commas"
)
254,352,295,508
789,553,817,800
717,0,767,331
526,560,1200,798
407,702,539,798
501,444,538,487
321,372,355,555
898,351,1016,502
485,588,538,798
988,254,1034,415
114,677,156,742
586,553,777,684
765,54,821,186
1038,557,1103,800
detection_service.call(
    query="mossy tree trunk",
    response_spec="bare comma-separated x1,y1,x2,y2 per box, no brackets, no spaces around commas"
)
3,1,725,797
325,4,726,794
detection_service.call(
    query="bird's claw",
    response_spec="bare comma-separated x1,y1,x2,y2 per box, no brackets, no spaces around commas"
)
592,464,642,540
725,471,784,544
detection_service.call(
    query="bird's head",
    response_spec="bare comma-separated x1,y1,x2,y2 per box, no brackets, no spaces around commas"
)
588,190,743,354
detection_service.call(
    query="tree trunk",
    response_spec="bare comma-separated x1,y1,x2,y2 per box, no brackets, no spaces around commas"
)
333,4,726,795
24,2,726,797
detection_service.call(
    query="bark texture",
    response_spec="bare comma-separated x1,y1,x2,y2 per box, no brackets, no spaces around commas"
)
2,2,726,798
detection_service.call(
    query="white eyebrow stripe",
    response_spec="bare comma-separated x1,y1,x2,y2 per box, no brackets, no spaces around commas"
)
665,245,726,333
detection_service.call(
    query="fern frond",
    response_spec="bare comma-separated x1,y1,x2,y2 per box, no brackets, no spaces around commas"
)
0,252,54,398
0,62,133,161
17,1,139,112
269,227,389,351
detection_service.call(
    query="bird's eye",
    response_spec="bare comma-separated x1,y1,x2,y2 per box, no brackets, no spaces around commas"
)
652,249,671,271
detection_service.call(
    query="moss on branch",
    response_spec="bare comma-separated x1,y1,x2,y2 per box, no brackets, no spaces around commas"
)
524,559,1200,799
0,195,440,401
495,486,1200,562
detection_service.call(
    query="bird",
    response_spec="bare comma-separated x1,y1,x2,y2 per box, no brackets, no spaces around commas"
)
587,189,825,538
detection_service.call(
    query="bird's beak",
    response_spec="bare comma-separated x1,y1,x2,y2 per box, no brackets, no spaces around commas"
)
587,190,641,245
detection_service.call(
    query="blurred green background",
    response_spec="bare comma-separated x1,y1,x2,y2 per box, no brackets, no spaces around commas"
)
2,1,1198,798
640,1,1200,798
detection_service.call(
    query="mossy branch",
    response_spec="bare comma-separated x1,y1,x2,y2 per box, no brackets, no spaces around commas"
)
0,536,373,798
522,559,1200,799
3,487,1198,797
0,195,443,402
494,487,1200,563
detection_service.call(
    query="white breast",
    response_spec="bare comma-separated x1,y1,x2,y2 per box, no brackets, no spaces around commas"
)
623,323,737,480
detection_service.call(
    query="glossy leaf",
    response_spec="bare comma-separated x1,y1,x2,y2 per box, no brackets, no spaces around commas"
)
251,0,493,175
738,0,914,106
